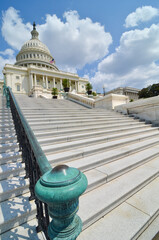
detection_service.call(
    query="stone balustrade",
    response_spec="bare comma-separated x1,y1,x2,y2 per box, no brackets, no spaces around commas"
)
68,92,95,108
68,92,128,110
115,95,159,125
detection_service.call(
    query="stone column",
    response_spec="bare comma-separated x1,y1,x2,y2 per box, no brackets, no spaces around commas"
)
60,79,63,90
43,75,45,88
30,73,33,89
69,80,71,91
46,76,48,89
53,77,55,88
75,81,78,92
34,74,37,86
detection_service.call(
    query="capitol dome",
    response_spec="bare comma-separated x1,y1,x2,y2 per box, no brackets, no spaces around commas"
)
15,22,59,71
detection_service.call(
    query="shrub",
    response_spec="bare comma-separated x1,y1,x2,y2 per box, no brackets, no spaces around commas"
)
52,88,58,96
62,79,70,88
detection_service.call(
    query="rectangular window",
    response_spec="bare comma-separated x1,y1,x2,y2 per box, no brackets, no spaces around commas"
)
16,76,20,79
48,81,50,83
17,85,20,91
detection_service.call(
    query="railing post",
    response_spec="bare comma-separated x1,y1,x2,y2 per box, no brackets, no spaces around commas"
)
35,165,88,240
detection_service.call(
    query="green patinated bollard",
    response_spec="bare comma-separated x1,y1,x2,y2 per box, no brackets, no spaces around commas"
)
35,165,88,240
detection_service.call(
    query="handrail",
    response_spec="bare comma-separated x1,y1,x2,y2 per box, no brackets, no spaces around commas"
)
7,87,87,240
8,87,51,238
8,87,52,175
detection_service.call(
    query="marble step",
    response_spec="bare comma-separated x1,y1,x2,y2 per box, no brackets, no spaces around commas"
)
0,160,25,180
24,112,121,118
0,166,105,204
29,117,135,128
24,110,128,116
1,156,159,235
0,119,13,123
78,157,159,231
95,145,159,182
32,122,148,137
21,108,111,112
1,145,159,205
78,175,159,240
0,167,106,234
0,151,22,165
0,111,11,114
29,117,130,126
38,128,159,145
137,213,159,240
25,114,128,120
30,121,145,133
0,218,45,240
35,125,158,142
0,134,17,144
0,142,19,154
64,138,159,172
0,115,13,119
21,107,91,111
0,129,15,135
0,123,14,131
45,132,159,161
0,174,29,202
0,192,36,234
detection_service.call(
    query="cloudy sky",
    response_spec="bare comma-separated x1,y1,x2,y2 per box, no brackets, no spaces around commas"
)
1,0,159,92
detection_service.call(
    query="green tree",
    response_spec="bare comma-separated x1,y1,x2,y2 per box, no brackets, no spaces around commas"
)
139,84,159,98
86,83,92,92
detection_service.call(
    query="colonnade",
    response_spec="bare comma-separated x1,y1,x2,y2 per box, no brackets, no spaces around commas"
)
29,73,78,91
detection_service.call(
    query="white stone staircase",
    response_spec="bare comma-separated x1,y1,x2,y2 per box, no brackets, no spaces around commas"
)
1,94,159,239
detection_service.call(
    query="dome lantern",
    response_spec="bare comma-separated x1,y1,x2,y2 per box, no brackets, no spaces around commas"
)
31,22,39,40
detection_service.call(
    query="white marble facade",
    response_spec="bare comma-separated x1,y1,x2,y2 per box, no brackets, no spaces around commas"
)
3,23,89,96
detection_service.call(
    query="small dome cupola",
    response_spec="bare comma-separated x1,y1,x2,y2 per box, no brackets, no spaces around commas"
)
31,22,39,40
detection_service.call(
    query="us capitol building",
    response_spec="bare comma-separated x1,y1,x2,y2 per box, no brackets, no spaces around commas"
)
2,23,89,97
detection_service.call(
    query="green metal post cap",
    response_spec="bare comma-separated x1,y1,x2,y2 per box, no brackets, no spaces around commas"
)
41,165,81,187
35,164,88,203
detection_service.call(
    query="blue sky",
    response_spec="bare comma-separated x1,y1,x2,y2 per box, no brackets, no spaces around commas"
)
1,0,159,92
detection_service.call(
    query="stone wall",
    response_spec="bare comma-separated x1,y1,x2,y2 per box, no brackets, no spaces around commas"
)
115,96,159,125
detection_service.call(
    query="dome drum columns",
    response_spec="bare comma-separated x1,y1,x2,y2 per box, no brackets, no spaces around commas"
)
35,165,88,240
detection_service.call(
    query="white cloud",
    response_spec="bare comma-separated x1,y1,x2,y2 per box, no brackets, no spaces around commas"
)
1,8,112,72
98,24,159,75
38,10,112,71
2,7,32,50
0,53,16,79
90,63,159,92
90,23,159,92
125,6,159,28
0,49,15,57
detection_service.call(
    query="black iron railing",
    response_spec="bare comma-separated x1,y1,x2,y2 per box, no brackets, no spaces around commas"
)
8,87,51,239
